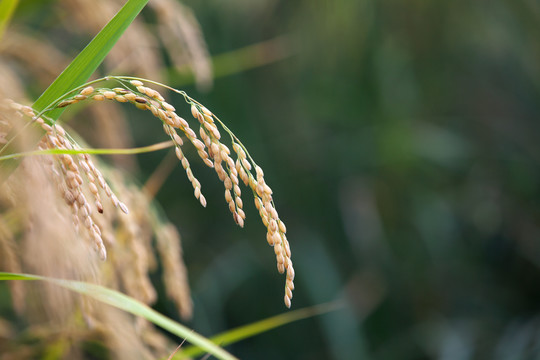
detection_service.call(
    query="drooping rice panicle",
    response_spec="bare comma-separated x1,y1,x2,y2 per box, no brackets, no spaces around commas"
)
6,75,295,307
1,100,129,261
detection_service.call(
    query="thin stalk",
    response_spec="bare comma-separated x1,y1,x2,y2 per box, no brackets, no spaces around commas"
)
0,140,174,161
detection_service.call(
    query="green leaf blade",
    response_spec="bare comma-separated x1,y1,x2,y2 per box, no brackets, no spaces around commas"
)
176,301,344,359
32,0,149,121
0,0,19,41
0,272,237,360
0,0,149,182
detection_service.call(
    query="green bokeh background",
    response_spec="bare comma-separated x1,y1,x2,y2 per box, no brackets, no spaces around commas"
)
8,0,540,359
176,1,540,358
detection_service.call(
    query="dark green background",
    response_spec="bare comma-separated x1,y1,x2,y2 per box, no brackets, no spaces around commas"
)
173,1,540,359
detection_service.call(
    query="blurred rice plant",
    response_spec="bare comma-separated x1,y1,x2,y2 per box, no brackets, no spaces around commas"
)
3,0,540,359
183,0,540,358
0,0,307,358
0,1,235,359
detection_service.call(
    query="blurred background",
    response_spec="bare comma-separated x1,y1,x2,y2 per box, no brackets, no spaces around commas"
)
2,0,540,359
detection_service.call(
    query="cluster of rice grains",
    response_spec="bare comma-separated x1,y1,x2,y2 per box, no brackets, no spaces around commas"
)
49,77,295,307
0,98,194,358
2,100,128,261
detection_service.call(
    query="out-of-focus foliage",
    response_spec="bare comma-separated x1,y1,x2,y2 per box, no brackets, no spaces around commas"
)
2,0,540,359
175,0,540,359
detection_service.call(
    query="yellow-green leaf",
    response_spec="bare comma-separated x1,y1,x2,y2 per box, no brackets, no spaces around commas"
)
175,301,345,359
0,272,237,360
32,0,149,121
0,0,19,41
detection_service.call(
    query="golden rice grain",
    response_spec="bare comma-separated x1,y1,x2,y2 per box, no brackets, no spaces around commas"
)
80,86,94,96
12,75,295,308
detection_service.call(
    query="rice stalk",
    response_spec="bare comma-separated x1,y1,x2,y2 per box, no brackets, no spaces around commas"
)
1,74,295,307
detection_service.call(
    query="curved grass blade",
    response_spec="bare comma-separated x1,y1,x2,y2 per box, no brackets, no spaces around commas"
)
166,35,295,87
0,140,174,161
0,272,237,360
0,0,19,41
0,0,148,181
33,0,149,120
175,301,345,359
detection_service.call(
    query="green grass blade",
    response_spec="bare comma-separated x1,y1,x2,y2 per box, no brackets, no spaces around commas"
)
176,301,345,359
32,0,149,121
0,272,40,281
0,140,174,161
0,0,19,41
166,35,295,87
0,272,237,360
0,0,148,182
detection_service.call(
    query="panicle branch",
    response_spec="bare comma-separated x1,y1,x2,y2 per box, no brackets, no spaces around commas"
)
1,75,295,307
1,99,128,261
